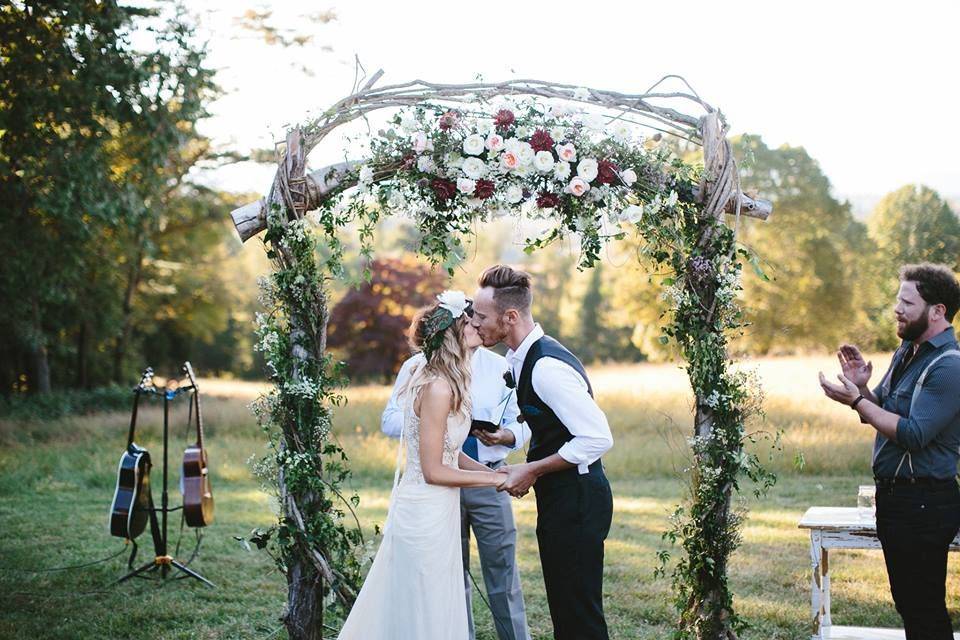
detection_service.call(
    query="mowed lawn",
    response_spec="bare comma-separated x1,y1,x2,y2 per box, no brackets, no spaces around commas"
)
3,354,960,639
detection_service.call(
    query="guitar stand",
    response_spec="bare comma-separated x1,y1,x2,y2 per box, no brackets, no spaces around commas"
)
115,381,215,588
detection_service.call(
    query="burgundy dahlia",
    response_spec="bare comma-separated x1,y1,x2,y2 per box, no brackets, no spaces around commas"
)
474,179,495,200
529,129,555,153
438,110,460,131
494,109,515,130
597,159,619,185
536,191,561,209
431,177,457,201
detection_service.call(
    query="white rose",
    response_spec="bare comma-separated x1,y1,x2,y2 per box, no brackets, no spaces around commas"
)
513,162,532,177
485,133,505,152
577,158,599,182
610,121,632,142
500,150,520,171
550,126,567,142
461,157,486,179
517,142,535,166
412,132,429,153
476,119,493,135
399,112,419,133
573,87,591,101
619,204,644,224
516,125,533,139
437,290,469,318
620,168,638,186
533,151,555,173
582,113,607,131
568,177,590,197
358,166,374,183
556,143,577,163
416,156,436,173
505,184,524,204
462,133,485,156
457,178,476,195
553,161,571,180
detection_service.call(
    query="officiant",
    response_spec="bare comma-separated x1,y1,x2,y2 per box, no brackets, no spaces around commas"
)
383,341,532,640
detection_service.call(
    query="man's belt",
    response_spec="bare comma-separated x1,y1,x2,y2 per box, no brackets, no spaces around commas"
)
874,476,957,488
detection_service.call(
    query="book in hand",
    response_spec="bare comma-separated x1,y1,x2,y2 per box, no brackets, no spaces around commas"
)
471,419,500,434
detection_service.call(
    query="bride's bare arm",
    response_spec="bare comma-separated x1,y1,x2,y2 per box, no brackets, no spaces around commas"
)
458,452,492,473
417,380,506,488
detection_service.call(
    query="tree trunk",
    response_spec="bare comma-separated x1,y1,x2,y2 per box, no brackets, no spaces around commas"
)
284,556,324,640
76,321,89,389
113,239,145,383
29,299,51,394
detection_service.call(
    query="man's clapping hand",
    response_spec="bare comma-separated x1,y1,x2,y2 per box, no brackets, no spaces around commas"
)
837,344,873,388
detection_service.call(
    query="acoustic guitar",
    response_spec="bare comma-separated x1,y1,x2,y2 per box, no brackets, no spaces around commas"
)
181,362,214,527
109,368,154,539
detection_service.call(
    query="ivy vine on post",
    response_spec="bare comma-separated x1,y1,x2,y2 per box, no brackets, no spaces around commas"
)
230,71,772,640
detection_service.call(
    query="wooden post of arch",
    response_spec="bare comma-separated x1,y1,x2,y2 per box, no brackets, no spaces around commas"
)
233,74,771,640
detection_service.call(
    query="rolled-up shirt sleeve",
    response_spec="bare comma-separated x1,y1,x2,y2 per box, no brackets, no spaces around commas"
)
531,357,613,468
381,357,418,439
895,357,960,452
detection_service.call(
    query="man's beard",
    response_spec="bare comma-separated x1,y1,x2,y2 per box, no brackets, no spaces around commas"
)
481,321,509,347
897,309,930,341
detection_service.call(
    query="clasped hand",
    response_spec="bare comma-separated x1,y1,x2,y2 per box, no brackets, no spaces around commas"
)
495,463,537,498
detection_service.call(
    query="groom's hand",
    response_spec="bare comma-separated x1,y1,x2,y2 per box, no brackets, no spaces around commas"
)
500,463,537,498
472,426,516,448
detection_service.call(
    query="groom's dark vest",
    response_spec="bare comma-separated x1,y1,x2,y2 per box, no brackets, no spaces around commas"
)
516,335,594,463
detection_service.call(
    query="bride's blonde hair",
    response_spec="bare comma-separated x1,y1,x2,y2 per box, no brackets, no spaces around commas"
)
403,303,473,416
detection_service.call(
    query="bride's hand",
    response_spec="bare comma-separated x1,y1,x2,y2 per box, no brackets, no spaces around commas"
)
493,470,509,489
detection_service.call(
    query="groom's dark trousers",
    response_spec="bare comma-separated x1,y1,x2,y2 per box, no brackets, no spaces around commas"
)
534,461,613,640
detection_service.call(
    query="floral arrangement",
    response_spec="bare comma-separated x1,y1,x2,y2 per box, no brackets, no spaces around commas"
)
308,95,700,272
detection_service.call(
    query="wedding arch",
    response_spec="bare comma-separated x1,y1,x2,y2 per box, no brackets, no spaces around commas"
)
230,71,772,640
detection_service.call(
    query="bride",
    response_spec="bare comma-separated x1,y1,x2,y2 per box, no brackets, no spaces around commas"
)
338,291,508,640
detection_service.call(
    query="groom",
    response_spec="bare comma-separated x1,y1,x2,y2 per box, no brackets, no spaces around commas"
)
470,264,614,640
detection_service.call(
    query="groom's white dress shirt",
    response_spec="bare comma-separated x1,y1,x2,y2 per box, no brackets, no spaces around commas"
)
505,324,613,474
381,348,528,464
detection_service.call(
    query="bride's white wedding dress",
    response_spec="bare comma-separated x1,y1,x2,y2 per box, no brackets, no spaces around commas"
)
337,374,470,639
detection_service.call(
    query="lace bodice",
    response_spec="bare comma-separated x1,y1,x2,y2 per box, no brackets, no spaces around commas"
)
397,379,471,487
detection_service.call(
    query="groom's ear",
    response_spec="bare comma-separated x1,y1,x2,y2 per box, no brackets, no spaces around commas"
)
503,308,520,325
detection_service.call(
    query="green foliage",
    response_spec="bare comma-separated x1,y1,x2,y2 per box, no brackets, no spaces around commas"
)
868,184,960,270
0,384,131,421
0,1,221,394
731,135,871,354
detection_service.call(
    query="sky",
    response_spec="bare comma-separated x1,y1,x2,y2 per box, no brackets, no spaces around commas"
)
193,0,960,213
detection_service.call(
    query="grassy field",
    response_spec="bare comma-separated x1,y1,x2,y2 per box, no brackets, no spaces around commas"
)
2,354,960,639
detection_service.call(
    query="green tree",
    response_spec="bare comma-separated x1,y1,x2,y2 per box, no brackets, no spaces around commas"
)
0,1,219,393
868,184,960,270
732,135,872,353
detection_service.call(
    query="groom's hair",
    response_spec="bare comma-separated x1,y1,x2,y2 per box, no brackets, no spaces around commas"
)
479,265,532,314
900,263,960,321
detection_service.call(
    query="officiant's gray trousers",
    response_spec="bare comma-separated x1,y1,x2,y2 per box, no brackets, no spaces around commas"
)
461,465,531,640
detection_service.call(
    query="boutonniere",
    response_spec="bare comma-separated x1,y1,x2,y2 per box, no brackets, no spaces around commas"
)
503,370,516,389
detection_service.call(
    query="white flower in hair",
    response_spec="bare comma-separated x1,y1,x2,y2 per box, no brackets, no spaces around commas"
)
437,290,469,318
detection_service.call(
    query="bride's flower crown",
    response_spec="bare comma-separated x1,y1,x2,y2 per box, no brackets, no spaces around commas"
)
421,290,472,361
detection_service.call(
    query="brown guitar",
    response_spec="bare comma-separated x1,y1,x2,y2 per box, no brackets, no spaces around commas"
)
181,362,214,527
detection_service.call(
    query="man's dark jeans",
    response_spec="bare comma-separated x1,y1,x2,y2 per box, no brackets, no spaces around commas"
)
875,480,960,639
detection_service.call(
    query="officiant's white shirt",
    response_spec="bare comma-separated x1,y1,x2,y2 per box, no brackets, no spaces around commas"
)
505,324,613,474
381,348,528,464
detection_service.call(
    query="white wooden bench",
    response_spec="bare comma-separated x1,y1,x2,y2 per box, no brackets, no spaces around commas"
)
799,506,960,639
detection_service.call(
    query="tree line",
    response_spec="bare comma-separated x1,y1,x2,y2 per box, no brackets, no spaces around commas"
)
3,3,958,394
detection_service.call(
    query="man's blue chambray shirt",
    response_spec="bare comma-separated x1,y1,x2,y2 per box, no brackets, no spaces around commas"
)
871,326,960,480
